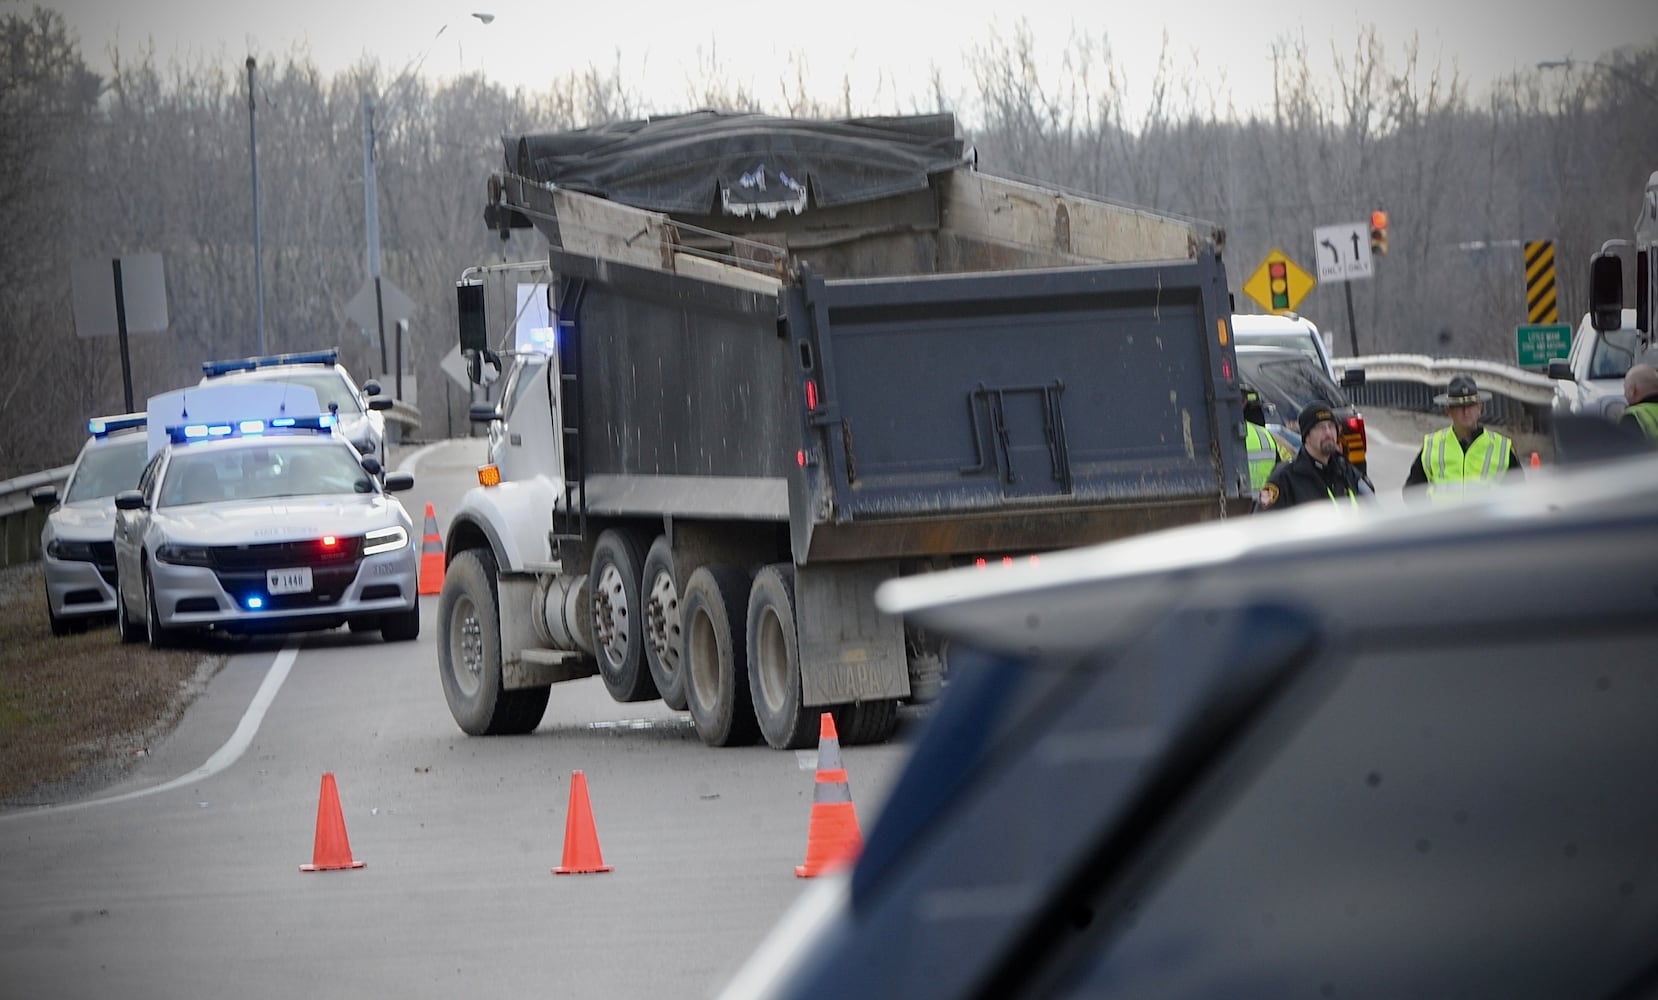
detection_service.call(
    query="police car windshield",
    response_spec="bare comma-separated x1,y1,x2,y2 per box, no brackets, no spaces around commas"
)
237,372,363,416
65,437,148,503
159,443,375,507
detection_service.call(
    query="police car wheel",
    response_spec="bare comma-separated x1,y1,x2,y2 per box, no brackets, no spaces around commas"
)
116,585,143,645
144,567,180,650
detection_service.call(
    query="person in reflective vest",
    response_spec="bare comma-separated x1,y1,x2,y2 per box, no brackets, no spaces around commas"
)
1255,399,1370,512
1620,363,1658,444
1241,384,1281,490
1403,374,1522,500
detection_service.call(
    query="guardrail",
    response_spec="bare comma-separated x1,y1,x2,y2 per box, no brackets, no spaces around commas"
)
383,400,421,445
0,464,71,567
1335,354,1555,433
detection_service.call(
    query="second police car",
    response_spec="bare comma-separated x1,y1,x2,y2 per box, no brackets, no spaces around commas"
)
198,348,390,459
111,383,420,647
32,412,151,635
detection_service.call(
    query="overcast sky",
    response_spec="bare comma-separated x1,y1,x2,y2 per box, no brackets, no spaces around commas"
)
37,0,1658,122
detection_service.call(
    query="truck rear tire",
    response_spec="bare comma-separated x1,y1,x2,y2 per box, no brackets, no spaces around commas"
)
590,529,658,702
439,548,549,736
682,565,761,747
641,535,687,711
833,700,901,745
747,564,816,749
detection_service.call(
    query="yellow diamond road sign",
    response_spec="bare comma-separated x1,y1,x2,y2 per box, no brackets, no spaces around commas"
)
1243,248,1316,315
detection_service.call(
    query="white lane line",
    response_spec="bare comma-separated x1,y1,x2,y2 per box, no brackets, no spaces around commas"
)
1,642,300,819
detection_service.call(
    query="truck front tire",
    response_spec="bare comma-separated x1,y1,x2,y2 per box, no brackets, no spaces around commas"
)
439,548,549,735
747,564,816,749
683,565,760,747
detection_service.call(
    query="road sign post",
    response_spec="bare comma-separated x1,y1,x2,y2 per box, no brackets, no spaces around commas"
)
1312,222,1374,356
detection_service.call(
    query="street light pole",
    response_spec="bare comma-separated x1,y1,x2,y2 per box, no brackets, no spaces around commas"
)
247,57,266,355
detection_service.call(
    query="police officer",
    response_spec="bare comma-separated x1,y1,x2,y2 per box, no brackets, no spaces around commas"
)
1403,374,1522,500
1241,383,1284,491
1620,363,1658,443
1255,399,1370,511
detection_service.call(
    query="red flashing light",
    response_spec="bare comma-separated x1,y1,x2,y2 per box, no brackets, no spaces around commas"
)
322,535,337,547
796,449,806,467
1001,555,1014,567
804,379,819,410
975,557,987,569
1029,554,1040,566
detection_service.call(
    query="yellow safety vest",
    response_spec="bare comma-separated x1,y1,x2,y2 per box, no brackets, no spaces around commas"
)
1422,427,1512,501
1627,401,1658,442
1245,423,1278,490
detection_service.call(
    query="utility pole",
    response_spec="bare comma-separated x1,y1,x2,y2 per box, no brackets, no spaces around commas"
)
247,57,266,355
362,93,388,376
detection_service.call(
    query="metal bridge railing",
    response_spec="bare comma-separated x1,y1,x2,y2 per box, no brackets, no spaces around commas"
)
1336,355,1556,433
0,465,71,567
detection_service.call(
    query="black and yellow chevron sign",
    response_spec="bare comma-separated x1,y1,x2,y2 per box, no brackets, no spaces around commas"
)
1525,240,1558,324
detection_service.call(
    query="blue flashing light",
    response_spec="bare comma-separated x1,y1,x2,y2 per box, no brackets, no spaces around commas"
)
202,348,340,377
166,413,335,444
87,413,148,438
246,595,264,610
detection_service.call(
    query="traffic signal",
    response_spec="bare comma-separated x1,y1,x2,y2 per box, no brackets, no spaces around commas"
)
1268,260,1290,310
1370,210,1389,256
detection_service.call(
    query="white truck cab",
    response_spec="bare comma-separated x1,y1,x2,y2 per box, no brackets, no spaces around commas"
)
1230,312,1340,383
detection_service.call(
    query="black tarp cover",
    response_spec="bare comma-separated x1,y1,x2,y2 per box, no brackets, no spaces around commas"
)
504,111,969,217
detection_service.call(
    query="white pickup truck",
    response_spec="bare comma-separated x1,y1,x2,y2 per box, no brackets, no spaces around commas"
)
1547,308,1648,422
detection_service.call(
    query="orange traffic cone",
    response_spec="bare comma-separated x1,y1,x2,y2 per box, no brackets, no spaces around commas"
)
418,503,443,595
1530,451,1541,469
300,772,365,872
796,713,862,878
553,770,613,874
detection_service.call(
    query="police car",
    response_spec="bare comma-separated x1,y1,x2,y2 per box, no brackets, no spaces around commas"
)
31,413,150,635
111,385,419,648
199,348,390,458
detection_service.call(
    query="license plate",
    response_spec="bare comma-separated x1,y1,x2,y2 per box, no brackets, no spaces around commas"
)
267,567,313,595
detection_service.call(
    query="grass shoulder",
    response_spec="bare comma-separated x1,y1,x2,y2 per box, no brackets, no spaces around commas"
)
0,562,222,807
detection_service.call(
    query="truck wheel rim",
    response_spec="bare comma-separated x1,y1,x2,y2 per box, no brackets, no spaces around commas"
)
645,570,680,673
594,563,630,671
451,597,484,695
756,607,789,713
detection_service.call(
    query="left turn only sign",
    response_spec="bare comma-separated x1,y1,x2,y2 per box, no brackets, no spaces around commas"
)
1242,248,1316,314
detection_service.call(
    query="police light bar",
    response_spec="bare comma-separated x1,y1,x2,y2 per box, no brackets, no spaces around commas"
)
166,413,334,443
87,412,148,438
201,347,340,377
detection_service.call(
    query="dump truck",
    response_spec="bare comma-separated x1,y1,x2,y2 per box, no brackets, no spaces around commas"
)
438,111,1251,749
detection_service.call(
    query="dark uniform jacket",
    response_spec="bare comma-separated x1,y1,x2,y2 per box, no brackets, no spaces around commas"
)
1254,448,1369,512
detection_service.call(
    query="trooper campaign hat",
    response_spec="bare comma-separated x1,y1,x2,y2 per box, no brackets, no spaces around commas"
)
1433,374,1492,407
1297,399,1338,438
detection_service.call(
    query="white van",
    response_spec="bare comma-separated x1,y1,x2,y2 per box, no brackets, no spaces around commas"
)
1231,313,1339,383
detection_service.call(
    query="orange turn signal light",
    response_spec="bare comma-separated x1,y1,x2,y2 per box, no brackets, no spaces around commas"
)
477,464,501,487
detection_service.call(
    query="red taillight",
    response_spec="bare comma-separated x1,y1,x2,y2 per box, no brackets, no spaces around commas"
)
804,378,819,410
796,449,806,467
1221,357,1234,381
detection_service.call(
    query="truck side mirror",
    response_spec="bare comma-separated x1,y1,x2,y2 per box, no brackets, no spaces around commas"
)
30,485,59,508
362,379,383,397
1339,367,1365,388
368,397,393,411
1547,358,1573,381
457,280,488,353
1589,253,1623,332
114,490,146,511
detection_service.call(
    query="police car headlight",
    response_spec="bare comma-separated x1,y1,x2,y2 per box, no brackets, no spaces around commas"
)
46,539,98,561
156,543,213,566
362,526,408,556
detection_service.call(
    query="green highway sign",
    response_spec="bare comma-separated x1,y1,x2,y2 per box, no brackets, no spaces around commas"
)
1516,322,1571,368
